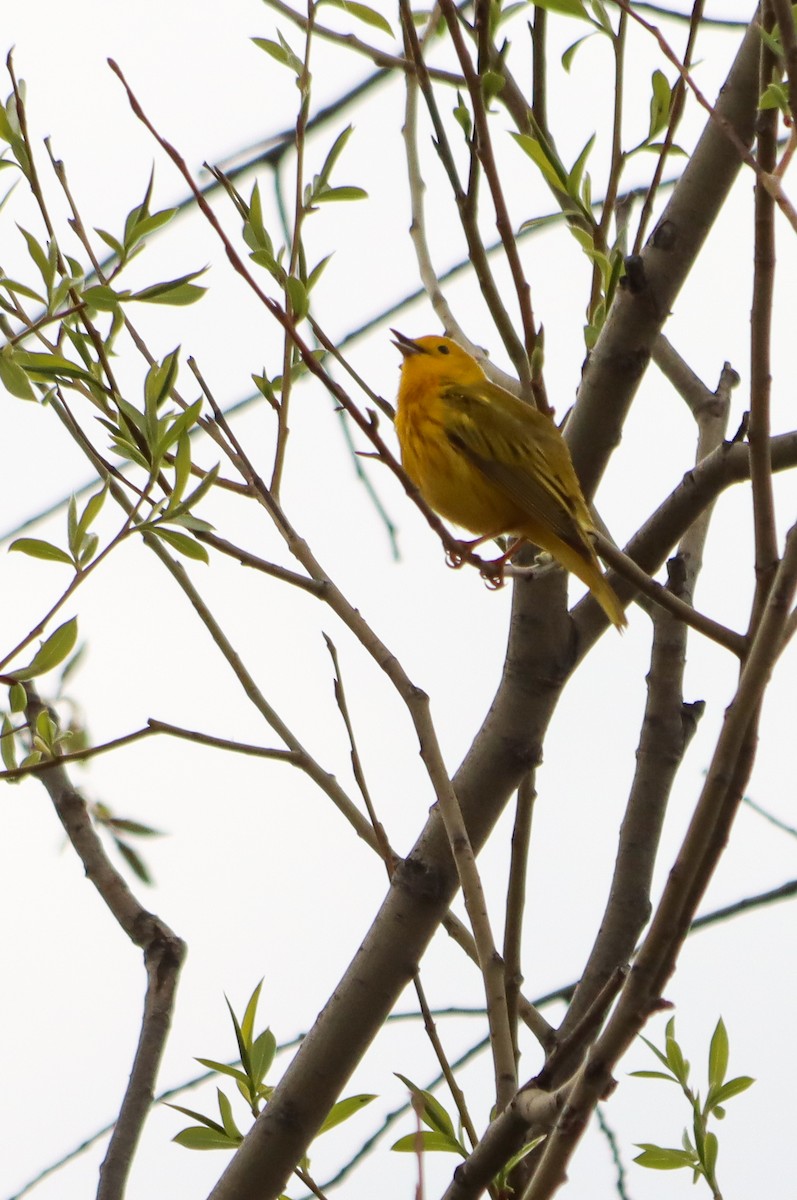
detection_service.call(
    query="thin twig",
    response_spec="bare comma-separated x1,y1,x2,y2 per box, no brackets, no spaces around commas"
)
503,774,536,1065
747,3,780,632
441,0,538,399
398,2,527,371
261,0,464,85
634,0,705,253
23,687,185,1200
323,634,481,1150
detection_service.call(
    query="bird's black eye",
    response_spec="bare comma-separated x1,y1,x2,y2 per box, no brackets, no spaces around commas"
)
437,344,450,355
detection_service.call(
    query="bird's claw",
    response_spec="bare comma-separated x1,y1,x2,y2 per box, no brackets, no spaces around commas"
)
445,544,467,570
480,558,507,590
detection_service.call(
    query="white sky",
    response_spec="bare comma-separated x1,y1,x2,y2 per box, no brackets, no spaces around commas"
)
2,4,796,1200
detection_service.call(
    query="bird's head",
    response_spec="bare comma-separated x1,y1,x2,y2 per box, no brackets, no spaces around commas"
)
391,330,487,388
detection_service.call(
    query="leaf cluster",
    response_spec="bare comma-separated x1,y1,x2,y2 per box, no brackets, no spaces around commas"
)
632,1017,754,1192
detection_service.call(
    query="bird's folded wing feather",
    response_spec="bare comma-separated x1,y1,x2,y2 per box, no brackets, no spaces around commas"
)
440,383,593,554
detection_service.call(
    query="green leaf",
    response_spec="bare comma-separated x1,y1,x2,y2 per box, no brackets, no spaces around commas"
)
9,682,27,713
9,537,73,565
708,1017,728,1089
317,124,354,188
195,1058,251,1086
395,1074,455,1139
634,1145,696,1171
240,980,264,1046
18,225,52,286
149,282,206,306
321,0,393,36
529,0,590,17
165,464,220,523
16,616,79,680
649,70,672,140
306,253,333,292
168,432,192,510
94,227,125,259
639,1032,673,1072
51,270,84,311
165,1102,226,1130
453,91,472,138
503,1135,547,1174
481,69,505,106
589,0,614,33
511,133,567,191
0,276,46,303
224,994,254,1084
568,132,595,194
313,185,367,203
708,1075,755,1107
252,33,303,75
83,284,123,311
173,1126,239,1150
12,349,100,388
151,527,209,563
133,271,207,306
115,838,152,884
252,36,291,65
77,529,96,567
759,80,788,112
250,1028,277,1086
145,347,181,411
318,1094,376,1134
76,483,108,543
153,399,203,461
561,34,593,70
123,171,155,245
216,1089,243,1142
1,714,18,774
285,275,309,320
67,494,79,557
703,1130,718,1177
628,1069,676,1082
0,348,37,400
664,1025,689,1085
243,181,275,257
126,207,178,250
392,1131,466,1155
107,817,163,837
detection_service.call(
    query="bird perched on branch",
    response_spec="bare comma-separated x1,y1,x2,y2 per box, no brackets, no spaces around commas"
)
392,331,625,629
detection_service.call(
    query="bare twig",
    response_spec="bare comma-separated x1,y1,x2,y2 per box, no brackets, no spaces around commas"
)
747,3,780,630
503,774,537,1064
440,0,539,401
634,0,705,253
23,687,185,1200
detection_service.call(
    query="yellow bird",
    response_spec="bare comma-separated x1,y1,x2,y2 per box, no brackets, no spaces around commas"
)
392,331,626,629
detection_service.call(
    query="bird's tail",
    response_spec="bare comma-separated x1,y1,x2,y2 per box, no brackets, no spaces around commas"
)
554,537,627,629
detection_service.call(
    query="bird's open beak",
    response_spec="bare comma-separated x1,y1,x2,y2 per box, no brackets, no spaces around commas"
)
391,329,426,357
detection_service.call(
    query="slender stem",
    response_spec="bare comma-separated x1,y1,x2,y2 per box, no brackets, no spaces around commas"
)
271,0,315,498
634,0,705,253
445,0,538,397
503,774,536,1067
23,687,185,1200
747,1,780,632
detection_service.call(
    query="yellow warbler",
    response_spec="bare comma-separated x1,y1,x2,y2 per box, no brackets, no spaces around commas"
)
392,331,626,629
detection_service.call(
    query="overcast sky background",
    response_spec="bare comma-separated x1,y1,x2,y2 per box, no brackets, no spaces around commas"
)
2,4,796,1200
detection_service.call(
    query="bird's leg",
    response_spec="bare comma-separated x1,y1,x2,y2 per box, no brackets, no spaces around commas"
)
481,540,558,589
473,537,523,589
445,532,498,571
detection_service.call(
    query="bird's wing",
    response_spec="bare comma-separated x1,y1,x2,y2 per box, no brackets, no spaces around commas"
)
440,382,594,553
